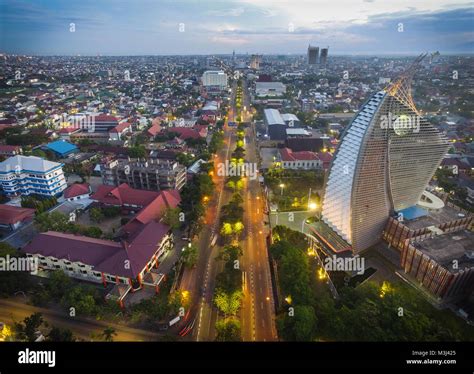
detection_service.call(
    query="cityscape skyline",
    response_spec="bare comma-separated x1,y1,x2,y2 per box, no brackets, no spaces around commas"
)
0,0,473,367
1,0,473,55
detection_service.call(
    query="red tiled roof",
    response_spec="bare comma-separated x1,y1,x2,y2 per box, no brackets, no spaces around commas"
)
317,152,333,162
64,183,90,199
91,183,160,207
94,114,118,122
22,222,170,278
167,127,204,140
0,145,21,152
147,123,161,137
123,190,181,236
0,205,35,225
317,152,333,169
109,122,131,133
280,147,318,161
59,127,80,134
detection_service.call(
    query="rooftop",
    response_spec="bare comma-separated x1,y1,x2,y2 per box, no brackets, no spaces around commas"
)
264,108,284,126
0,205,35,225
413,230,474,272
279,147,319,161
110,122,131,133
45,140,78,155
0,155,62,173
309,220,352,254
91,183,161,207
403,204,467,231
22,220,170,278
63,183,90,199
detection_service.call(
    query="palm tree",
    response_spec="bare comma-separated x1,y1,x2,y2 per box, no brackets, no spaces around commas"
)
101,326,117,342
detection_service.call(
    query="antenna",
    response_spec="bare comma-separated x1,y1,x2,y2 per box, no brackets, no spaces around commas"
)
385,52,428,114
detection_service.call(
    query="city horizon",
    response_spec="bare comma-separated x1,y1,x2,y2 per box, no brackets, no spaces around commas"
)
1,0,473,55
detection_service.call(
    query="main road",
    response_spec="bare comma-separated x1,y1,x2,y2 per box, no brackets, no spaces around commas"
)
179,81,237,341
239,78,277,341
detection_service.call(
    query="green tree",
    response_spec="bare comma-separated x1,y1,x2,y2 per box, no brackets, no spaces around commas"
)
101,326,117,342
61,285,98,316
214,289,243,317
279,245,311,305
215,319,241,341
128,145,147,158
46,327,75,342
34,211,70,232
162,207,182,230
14,313,44,342
181,244,198,268
220,222,233,236
0,243,32,296
277,305,317,341
89,207,105,223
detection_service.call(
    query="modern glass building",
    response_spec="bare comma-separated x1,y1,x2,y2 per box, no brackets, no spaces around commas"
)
321,65,449,254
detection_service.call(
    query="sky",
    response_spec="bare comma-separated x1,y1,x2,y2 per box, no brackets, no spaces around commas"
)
0,0,473,55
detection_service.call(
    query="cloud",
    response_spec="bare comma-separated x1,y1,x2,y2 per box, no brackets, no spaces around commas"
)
207,7,245,17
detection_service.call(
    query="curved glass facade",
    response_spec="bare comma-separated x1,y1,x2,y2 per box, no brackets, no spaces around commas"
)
321,88,449,253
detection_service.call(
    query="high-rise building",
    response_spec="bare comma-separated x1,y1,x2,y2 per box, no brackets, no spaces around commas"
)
307,45,319,65
250,54,262,70
320,56,449,254
320,47,329,65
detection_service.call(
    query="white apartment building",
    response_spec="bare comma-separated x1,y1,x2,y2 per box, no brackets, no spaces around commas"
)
0,155,67,197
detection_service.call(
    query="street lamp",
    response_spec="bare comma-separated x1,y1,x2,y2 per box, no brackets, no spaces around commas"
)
279,183,285,196
308,202,317,210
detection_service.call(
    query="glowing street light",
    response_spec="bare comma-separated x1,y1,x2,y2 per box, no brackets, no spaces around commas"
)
279,183,285,196
308,202,318,210
317,267,327,281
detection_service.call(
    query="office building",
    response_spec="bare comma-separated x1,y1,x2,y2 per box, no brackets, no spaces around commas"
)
320,60,449,254
201,70,228,90
250,54,262,70
307,45,319,65
320,47,329,65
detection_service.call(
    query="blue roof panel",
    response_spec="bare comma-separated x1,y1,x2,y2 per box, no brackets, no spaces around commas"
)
45,140,78,155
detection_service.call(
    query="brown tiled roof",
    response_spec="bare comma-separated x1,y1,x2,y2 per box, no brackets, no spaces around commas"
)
0,205,35,225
